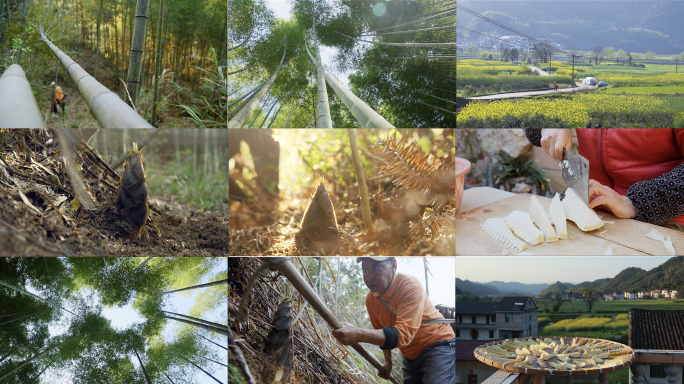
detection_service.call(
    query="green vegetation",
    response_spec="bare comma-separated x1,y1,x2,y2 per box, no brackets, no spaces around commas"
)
604,85,684,94
536,299,684,315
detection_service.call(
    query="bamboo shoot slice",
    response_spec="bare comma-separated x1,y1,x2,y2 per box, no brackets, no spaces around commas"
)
504,211,543,245
562,188,604,231
481,218,526,251
549,193,568,239
530,196,558,242
664,236,676,256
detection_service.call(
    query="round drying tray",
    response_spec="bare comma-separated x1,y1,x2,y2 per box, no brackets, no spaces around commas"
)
474,336,634,377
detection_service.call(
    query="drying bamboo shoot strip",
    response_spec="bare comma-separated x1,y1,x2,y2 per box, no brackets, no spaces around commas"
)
530,196,558,242
481,218,526,251
475,337,634,374
549,192,568,239
563,188,604,231
504,211,543,245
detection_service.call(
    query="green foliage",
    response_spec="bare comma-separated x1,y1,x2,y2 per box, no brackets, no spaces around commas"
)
494,150,551,193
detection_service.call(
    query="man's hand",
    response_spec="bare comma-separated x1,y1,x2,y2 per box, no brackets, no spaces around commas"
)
332,322,361,346
588,179,637,219
541,129,573,161
378,360,392,380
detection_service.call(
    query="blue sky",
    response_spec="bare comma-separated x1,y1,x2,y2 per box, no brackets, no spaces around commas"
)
34,259,228,384
456,256,676,284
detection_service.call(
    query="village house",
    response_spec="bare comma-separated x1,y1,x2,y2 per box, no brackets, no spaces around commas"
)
625,292,636,300
455,297,538,341
605,294,614,301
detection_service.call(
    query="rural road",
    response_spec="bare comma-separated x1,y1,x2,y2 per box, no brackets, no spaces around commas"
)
466,81,595,100
530,65,550,76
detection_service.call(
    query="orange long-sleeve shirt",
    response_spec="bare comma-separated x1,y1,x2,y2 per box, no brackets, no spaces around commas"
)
366,272,455,360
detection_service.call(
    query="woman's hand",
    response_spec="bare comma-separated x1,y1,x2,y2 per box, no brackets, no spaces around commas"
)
588,179,637,219
541,129,573,161
378,361,393,380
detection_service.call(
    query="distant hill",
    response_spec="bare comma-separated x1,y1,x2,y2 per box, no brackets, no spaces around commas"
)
536,258,684,296
602,257,684,293
483,281,549,296
456,278,501,296
457,1,684,54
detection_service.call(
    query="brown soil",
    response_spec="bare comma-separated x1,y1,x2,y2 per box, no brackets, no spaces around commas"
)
0,130,227,256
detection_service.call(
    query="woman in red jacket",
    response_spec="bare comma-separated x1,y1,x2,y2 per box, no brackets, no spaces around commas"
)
524,129,684,232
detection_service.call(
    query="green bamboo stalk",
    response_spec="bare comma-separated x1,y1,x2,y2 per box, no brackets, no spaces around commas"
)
126,0,151,108
323,69,395,128
120,0,129,99
150,0,164,125
313,34,332,128
348,130,373,233
227,46,286,128
95,0,102,79
156,279,228,295
177,355,223,384
0,336,80,382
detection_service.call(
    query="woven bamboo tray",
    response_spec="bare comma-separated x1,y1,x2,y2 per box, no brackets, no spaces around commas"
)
474,336,634,377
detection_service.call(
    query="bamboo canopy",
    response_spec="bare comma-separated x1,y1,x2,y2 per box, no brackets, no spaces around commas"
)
0,65,45,128
39,31,154,128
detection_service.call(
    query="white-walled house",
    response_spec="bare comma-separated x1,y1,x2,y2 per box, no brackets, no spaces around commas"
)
455,297,538,341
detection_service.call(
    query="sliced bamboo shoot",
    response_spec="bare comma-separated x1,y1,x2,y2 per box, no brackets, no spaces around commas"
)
549,193,568,239
530,196,558,242
504,211,543,245
562,188,604,231
481,218,526,251
664,236,676,256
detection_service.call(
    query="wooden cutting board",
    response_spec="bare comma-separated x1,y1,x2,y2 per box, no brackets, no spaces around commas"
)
456,194,684,256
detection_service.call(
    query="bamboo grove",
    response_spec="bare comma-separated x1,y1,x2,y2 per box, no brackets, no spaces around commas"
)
227,0,456,128
0,0,227,127
0,257,227,384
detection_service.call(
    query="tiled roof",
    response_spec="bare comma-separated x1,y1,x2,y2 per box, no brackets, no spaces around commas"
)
629,309,684,350
457,339,504,361
496,297,534,312
456,302,499,315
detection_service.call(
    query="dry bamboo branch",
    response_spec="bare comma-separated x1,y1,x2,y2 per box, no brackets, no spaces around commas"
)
228,329,257,384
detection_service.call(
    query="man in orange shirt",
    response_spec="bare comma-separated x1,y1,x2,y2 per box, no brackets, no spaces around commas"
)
332,257,455,384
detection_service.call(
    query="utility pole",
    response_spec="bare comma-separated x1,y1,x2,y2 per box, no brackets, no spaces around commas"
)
572,53,575,88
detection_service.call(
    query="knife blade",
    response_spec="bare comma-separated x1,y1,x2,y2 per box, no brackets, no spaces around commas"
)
561,148,589,206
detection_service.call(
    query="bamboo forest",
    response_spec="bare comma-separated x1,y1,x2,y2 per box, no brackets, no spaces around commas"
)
0,257,228,384
226,0,456,128
0,0,227,128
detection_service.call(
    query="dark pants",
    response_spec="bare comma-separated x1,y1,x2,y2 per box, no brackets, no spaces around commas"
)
401,338,455,384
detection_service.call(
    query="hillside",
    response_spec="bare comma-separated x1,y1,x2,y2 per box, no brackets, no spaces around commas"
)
601,257,684,293
537,257,684,296
484,281,548,296
457,278,501,296
457,1,684,54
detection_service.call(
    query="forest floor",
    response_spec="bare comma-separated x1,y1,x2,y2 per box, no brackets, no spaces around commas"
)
0,130,227,256
228,175,455,256
31,45,200,128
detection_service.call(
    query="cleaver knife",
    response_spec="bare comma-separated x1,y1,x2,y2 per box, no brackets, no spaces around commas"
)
561,148,590,206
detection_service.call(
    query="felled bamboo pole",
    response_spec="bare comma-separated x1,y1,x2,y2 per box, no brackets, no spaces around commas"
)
0,64,45,128
264,257,400,384
39,32,153,128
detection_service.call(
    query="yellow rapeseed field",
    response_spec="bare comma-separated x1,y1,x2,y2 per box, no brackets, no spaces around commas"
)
456,94,675,128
